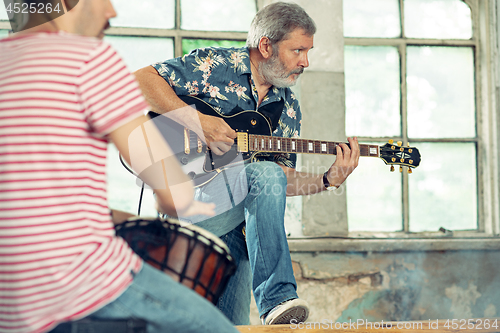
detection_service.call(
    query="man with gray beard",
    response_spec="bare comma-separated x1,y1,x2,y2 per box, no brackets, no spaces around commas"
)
134,1,360,326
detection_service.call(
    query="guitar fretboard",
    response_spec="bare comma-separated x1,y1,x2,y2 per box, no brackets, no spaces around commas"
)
247,134,380,157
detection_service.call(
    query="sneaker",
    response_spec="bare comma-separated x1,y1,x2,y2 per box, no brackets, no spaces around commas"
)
261,298,309,325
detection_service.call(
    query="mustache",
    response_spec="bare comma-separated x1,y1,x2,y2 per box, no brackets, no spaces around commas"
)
289,67,304,76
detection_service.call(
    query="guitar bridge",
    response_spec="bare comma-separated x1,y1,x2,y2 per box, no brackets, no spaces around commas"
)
237,132,248,152
197,137,203,153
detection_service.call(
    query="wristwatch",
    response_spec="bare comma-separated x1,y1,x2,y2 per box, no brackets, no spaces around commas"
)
323,171,338,191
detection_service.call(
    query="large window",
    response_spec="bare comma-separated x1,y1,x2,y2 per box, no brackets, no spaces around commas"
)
104,0,257,216
0,1,9,35
343,0,483,235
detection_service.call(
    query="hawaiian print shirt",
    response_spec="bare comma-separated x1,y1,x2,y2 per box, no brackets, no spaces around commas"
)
152,46,302,168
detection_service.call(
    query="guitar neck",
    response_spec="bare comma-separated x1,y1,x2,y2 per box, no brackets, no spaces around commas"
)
241,134,380,157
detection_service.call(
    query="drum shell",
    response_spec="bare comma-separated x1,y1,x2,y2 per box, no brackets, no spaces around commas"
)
115,219,236,304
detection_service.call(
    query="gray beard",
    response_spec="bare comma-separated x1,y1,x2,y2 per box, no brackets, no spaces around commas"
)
258,55,304,88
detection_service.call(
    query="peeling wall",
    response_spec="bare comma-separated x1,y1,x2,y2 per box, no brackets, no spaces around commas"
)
249,251,500,324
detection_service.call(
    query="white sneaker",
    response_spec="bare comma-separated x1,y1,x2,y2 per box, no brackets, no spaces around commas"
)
261,298,310,325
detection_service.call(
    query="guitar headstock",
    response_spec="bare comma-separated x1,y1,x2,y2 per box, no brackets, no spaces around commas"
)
379,140,421,173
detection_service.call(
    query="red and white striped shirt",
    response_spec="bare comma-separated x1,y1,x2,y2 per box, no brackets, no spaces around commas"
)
0,32,146,333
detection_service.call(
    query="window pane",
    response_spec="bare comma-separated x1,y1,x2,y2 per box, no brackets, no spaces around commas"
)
409,143,477,232
347,149,403,232
345,46,401,137
407,46,475,138
343,0,400,38
0,3,7,20
105,36,174,72
182,39,246,55
181,0,256,32
0,30,8,38
107,144,159,217
110,0,175,29
105,36,173,217
405,0,472,39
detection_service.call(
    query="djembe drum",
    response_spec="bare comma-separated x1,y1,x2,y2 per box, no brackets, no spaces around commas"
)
115,217,236,304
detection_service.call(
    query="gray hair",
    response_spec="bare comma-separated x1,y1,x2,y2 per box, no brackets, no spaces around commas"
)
246,2,316,49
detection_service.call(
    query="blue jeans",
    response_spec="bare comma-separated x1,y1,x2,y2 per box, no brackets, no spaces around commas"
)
89,263,238,333
191,162,298,323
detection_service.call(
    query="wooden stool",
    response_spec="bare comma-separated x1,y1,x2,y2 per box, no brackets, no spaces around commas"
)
48,317,147,333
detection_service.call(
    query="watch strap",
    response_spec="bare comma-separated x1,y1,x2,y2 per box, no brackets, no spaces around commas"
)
323,171,337,190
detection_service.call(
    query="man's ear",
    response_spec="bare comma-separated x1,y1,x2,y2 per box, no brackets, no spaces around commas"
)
258,37,274,60
63,0,80,12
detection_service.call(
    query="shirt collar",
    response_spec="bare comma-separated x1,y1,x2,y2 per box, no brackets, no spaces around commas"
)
239,47,252,75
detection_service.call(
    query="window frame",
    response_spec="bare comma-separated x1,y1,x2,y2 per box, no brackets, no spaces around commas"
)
0,0,252,46
0,21,9,31
105,0,249,58
286,0,500,252
340,0,500,239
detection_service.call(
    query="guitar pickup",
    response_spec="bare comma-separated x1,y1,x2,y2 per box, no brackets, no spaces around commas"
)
237,132,249,152
184,128,190,154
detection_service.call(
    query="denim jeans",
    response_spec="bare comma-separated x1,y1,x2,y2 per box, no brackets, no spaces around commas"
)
89,263,238,333
215,223,252,325
190,162,299,323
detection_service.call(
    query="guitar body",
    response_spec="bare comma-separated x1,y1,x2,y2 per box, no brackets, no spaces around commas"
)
149,95,274,187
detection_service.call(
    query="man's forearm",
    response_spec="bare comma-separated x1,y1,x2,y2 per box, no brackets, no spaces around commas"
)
281,166,326,196
134,65,186,114
134,65,237,153
109,114,195,217
281,165,355,196
134,65,208,143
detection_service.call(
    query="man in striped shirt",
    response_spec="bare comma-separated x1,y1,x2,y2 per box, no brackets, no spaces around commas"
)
0,0,238,332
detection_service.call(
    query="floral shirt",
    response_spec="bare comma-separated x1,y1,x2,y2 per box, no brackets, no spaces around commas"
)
152,46,302,168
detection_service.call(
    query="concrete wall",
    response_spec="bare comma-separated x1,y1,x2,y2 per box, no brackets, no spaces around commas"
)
249,0,500,325
291,0,349,237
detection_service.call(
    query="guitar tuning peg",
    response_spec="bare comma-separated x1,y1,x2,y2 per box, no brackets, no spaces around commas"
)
397,141,402,146
407,142,410,147
390,165,395,172
399,166,403,173
389,139,394,144
408,168,413,174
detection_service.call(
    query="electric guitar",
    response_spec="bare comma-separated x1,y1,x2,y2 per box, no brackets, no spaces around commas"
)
148,95,421,188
